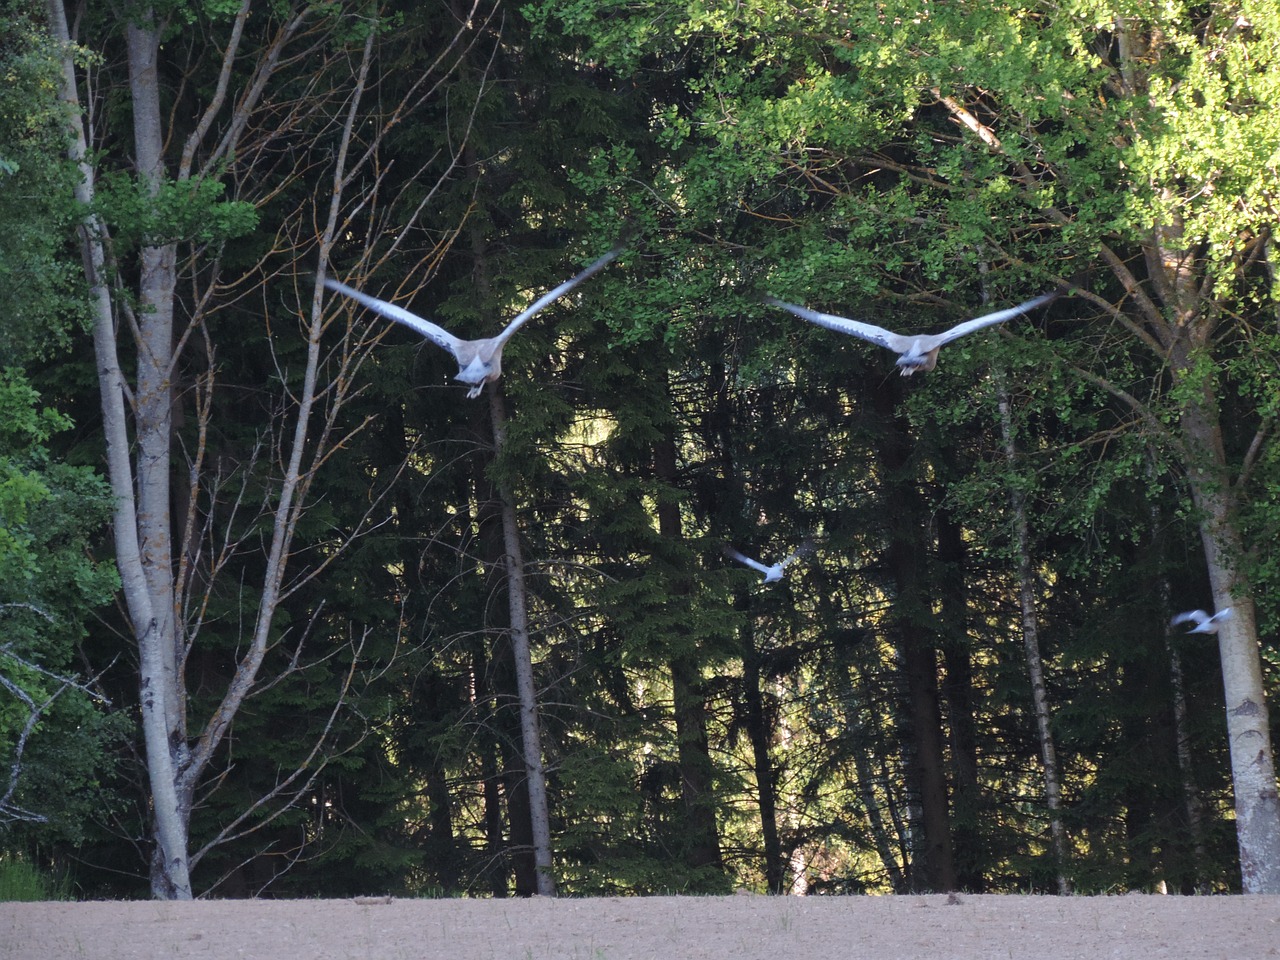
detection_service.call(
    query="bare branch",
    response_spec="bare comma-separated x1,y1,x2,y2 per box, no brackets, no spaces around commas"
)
178,0,252,179
189,630,370,869
183,23,381,791
0,644,114,825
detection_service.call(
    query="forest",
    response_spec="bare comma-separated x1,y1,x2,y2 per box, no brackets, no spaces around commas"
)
2,0,1280,901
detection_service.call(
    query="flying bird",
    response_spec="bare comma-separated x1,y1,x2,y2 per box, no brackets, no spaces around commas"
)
325,245,623,397
1171,608,1233,634
724,540,815,584
764,289,1063,375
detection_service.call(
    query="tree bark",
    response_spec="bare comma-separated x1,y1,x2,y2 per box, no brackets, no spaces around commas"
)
996,377,1071,895
936,511,985,892
1140,124,1280,889
872,380,956,893
122,14,194,898
741,620,784,893
488,387,557,897
48,0,195,900
654,433,723,875
1176,391,1280,892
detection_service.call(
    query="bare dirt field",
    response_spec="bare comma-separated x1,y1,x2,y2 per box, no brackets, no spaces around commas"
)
3,893,1279,960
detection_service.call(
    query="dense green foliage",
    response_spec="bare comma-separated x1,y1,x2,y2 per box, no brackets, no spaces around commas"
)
0,0,84,363
5,0,1279,897
0,0,122,869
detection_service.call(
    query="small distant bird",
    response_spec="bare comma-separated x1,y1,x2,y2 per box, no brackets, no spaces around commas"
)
764,289,1063,375
1171,608,1233,633
724,541,814,584
326,245,623,397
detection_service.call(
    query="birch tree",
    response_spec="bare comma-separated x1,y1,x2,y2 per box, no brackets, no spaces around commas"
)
908,4,1280,893
47,0,485,897
996,374,1071,894
488,386,557,896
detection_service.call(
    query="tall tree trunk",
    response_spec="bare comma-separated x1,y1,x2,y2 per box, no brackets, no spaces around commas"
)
654,434,722,875
487,388,556,896
996,377,1070,894
124,14,184,746
872,381,956,893
493,645,539,893
936,511,984,892
464,203,555,895
1146,166,1280,891
48,0,194,900
127,10,189,900
1147,456,1207,891
897,630,954,892
669,657,722,872
1177,394,1280,892
741,619,784,893
1109,20,1280,892
476,456,538,896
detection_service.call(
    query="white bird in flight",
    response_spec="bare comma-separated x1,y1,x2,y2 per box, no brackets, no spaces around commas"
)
1171,608,1233,634
325,245,623,397
724,541,814,584
764,289,1063,375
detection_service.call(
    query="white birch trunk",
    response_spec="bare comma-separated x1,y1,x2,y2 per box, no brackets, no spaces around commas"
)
123,16,193,897
996,377,1071,895
488,387,557,897
1121,21,1280,893
1179,400,1280,892
47,0,194,900
936,46,1280,891
47,0,478,896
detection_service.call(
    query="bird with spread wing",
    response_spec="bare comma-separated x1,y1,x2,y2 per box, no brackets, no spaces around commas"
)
1171,608,1233,634
326,244,623,397
724,540,815,584
765,289,1064,375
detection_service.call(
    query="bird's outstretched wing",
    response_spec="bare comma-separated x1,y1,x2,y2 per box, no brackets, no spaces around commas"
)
765,297,903,352
1170,609,1211,629
779,538,816,569
325,279,464,356
1171,608,1233,632
932,290,1062,347
494,244,625,344
732,545,778,576
724,546,774,576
